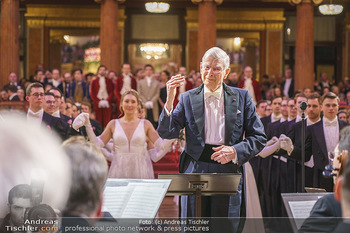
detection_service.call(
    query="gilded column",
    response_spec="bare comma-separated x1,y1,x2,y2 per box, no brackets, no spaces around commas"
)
96,0,124,73
293,0,321,91
0,0,20,88
192,0,222,65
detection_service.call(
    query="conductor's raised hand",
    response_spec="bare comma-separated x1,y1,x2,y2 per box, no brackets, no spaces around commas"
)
165,74,185,111
211,145,236,164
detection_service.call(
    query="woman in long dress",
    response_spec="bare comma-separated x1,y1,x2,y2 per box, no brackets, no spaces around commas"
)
73,89,171,179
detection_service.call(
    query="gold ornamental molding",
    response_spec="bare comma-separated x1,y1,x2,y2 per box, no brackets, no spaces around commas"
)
186,8,285,30
191,0,224,5
25,5,126,28
288,0,323,5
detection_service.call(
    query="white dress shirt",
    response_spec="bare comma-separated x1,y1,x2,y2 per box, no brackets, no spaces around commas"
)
270,113,281,123
27,108,44,125
323,116,339,155
146,76,152,87
283,78,292,98
52,79,61,88
97,76,108,100
121,73,132,95
203,85,225,145
52,110,60,118
243,77,257,105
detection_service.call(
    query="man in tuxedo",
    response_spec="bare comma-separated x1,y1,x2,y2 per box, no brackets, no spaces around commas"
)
157,47,266,233
260,96,282,128
281,69,294,98
7,85,20,101
48,87,72,125
3,72,21,90
90,65,114,127
26,83,70,140
256,100,268,118
304,92,348,191
51,69,64,93
114,63,137,115
137,64,160,128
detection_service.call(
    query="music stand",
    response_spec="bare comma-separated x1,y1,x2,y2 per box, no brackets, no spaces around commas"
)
158,173,241,217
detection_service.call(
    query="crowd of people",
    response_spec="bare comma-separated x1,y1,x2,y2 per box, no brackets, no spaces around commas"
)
1,48,350,233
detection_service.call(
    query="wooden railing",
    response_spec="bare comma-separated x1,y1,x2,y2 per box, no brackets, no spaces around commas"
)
0,101,28,112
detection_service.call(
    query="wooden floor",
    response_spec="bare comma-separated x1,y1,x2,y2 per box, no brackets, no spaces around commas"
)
157,196,179,218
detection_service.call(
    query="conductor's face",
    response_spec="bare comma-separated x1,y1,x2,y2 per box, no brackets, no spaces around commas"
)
200,56,230,92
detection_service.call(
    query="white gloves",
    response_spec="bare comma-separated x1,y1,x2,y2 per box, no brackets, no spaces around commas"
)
72,113,104,148
98,100,110,108
279,134,294,156
266,136,279,147
144,101,153,109
149,139,176,162
257,136,280,158
154,138,175,151
72,113,90,131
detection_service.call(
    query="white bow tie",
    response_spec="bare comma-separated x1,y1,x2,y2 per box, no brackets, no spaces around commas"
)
272,114,281,122
324,119,337,127
204,91,220,100
28,111,41,119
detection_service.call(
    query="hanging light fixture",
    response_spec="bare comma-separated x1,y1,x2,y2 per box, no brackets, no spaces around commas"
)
145,2,170,13
319,0,343,15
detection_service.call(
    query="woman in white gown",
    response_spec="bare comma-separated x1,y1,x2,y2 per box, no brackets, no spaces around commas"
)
73,89,171,179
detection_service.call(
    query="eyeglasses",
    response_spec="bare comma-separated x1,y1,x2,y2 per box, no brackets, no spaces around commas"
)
46,100,56,105
202,65,224,74
31,93,44,98
288,105,295,108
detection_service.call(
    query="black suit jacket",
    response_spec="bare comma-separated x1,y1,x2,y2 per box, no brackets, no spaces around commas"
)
9,95,20,101
281,78,294,98
304,119,348,191
42,111,70,141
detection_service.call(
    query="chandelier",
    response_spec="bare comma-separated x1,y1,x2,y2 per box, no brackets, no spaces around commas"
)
140,43,169,59
145,2,170,13
319,1,343,15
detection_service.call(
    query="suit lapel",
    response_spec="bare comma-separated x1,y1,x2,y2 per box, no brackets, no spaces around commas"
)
189,85,205,137
315,120,328,159
223,84,239,145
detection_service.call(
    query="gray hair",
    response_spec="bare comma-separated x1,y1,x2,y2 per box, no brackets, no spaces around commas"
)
0,113,71,217
202,47,230,70
63,144,108,215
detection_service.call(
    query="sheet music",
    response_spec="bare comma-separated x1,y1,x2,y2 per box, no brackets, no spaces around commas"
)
102,179,171,219
121,186,166,218
103,186,132,218
289,200,317,218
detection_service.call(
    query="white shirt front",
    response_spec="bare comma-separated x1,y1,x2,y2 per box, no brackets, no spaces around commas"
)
52,110,60,118
203,85,225,145
146,76,152,87
27,108,44,125
97,76,108,100
270,113,281,123
121,73,132,95
283,78,292,98
243,77,257,105
323,116,339,155
52,79,61,88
